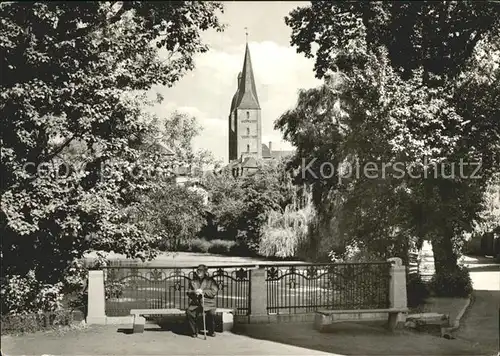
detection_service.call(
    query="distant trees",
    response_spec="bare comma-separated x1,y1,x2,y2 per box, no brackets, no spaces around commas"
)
139,184,207,251
1,1,224,314
281,1,500,270
203,159,296,254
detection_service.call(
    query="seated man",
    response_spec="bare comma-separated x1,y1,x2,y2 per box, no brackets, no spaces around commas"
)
186,264,219,338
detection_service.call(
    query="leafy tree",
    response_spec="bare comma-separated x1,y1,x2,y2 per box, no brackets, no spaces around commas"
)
0,1,223,314
286,1,500,82
282,1,500,271
138,184,207,251
203,158,295,252
160,111,216,172
474,173,500,236
203,170,247,241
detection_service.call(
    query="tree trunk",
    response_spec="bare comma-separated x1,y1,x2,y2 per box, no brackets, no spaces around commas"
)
431,234,458,275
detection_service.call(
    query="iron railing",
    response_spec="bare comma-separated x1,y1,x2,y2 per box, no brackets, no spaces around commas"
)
103,265,253,316
265,262,391,314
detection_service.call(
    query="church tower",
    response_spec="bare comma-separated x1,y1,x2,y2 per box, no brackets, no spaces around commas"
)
228,42,262,162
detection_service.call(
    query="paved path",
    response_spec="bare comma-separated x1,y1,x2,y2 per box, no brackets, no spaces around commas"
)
456,255,500,355
1,324,339,356
233,321,491,355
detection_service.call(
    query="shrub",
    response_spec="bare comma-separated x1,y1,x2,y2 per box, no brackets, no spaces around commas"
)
185,238,212,253
407,273,430,307
1,309,74,335
1,271,64,315
259,204,314,258
175,238,258,257
228,241,258,257
429,266,473,297
328,242,380,263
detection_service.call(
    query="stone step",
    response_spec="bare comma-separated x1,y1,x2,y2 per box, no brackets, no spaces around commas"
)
405,313,450,328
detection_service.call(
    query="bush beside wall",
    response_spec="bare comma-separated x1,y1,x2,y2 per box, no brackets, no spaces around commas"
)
1,309,76,335
429,266,473,298
406,273,430,308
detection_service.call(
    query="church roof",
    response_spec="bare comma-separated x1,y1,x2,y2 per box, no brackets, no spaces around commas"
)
232,43,260,111
241,156,258,168
229,73,241,113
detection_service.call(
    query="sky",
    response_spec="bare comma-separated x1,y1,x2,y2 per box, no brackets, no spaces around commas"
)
150,1,322,164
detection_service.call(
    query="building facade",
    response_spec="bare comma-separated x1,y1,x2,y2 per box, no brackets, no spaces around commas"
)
228,43,262,162
227,43,295,178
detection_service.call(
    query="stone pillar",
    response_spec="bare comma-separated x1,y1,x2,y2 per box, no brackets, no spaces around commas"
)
86,270,107,324
248,266,268,323
387,257,408,328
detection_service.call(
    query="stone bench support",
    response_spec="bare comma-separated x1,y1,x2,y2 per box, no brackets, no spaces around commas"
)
130,307,235,334
314,308,409,332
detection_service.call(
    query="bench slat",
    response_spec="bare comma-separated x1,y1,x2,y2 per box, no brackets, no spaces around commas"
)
316,308,408,315
131,308,183,315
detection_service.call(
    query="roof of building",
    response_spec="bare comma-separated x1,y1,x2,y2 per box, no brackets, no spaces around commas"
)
241,156,258,168
230,43,260,111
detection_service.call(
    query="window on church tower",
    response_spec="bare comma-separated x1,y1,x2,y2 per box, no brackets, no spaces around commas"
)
246,111,249,119
247,144,250,152
246,127,250,136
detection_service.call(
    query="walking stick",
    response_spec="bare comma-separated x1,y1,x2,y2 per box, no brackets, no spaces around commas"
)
201,294,207,340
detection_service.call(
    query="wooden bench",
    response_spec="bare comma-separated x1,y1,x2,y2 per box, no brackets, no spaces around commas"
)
130,308,236,333
314,308,409,333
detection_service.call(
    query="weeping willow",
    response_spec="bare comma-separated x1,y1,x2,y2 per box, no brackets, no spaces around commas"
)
259,187,315,258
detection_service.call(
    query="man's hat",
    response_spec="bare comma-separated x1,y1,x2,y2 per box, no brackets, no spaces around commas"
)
196,264,208,273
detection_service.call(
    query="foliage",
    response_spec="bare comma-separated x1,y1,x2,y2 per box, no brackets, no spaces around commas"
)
473,173,500,236
286,2,500,81
182,238,237,255
406,273,430,308
281,1,500,269
177,237,248,256
181,237,212,253
0,271,64,316
0,1,223,314
1,309,74,335
328,241,380,263
161,111,216,171
138,184,207,251
203,170,247,239
429,266,473,298
206,239,238,255
105,281,126,300
259,194,315,258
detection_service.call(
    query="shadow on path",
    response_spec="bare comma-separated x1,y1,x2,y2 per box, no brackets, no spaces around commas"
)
117,322,189,336
233,321,491,355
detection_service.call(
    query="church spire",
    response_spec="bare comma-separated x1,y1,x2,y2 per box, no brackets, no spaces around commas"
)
234,38,260,110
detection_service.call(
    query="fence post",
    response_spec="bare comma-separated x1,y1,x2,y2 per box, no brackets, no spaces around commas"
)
86,270,107,324
248,265,268,323
387,257,408,325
